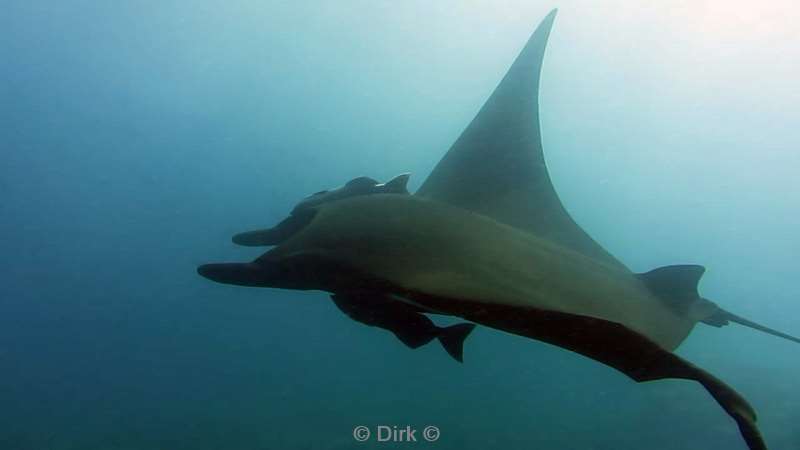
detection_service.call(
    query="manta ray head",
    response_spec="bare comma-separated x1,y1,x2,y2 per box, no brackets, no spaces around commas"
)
200,194,443,293
199,202,385,292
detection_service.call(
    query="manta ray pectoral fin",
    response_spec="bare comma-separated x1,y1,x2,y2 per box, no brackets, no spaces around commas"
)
407,293,766,450
415,9,625,269
232,208,317,246
652,355,766,450
537,313,767,450
382,173,411,194
638,265,800,344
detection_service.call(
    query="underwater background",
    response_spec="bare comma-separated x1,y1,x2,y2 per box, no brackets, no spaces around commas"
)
2,1,798,449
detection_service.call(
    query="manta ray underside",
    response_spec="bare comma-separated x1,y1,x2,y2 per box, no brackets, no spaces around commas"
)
198,10,798,450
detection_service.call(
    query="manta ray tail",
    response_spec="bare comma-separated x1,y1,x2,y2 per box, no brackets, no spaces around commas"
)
637,265,800,344
706,309,800,344
437,323,477,363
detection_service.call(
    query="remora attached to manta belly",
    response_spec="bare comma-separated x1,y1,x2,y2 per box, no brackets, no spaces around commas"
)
198,9,798,450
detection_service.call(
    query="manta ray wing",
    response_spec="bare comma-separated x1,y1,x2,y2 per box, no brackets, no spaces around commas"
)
416,9,623,269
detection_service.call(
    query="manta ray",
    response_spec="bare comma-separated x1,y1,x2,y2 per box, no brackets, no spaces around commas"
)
198,10,798,450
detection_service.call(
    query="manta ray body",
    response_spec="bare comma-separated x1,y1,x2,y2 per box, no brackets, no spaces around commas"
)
198,10,797,450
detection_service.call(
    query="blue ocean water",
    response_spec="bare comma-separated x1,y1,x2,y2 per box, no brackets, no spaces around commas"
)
2,2,798,449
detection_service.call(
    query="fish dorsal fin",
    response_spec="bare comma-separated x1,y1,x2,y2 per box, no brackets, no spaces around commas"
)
382,173,411,194
636,265,721,322
637,265,705,301
416,10,624,269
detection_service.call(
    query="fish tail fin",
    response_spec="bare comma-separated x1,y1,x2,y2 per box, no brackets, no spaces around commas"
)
437,323,476,363
392,329,437,349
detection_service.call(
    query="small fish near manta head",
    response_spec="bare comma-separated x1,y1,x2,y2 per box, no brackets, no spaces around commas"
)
198,9,798,450
231,173,411,247
292,173,411,214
